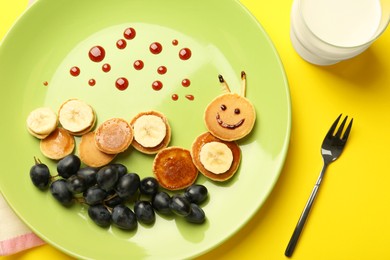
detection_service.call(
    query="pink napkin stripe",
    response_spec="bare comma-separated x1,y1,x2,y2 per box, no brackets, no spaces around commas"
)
0,232,45,256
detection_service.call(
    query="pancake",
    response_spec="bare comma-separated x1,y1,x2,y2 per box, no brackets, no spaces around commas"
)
79,131,116,167
204,93,256,141
191,132,241,181
153,147,198,190
40,127,75,160
94,118,133,154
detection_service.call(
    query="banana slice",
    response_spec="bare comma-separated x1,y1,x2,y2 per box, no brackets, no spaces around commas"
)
130,111,171,154
191,132,241,182
58,99,95,134
199,141,233,174
26,107,58,139
133,115,166,147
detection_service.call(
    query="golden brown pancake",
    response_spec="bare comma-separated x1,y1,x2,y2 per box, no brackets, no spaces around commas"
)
79,132,116,167
94,118,133,154
204,93,256,141
40,127,75,160
191,132,241,181
153,147,198,190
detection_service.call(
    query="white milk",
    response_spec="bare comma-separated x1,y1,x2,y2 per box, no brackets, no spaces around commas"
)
302,0,381,47
290,0,386,65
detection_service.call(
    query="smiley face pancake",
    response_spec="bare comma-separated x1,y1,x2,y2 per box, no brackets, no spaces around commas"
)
204,93,256,141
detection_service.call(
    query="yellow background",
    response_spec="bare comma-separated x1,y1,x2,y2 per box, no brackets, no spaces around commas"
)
1,0,390,259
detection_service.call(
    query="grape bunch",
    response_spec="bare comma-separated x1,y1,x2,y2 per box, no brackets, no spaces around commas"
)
29,155,208,230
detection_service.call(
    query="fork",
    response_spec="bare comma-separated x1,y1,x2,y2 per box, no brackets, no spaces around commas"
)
285,114,353,257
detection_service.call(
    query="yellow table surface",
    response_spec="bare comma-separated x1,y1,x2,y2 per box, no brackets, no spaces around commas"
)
1,0,390,259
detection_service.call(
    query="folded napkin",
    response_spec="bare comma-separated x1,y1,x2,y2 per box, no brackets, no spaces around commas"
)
0,0,45,256
0,194,45,255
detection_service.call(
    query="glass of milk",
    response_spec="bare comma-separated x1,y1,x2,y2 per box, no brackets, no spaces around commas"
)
290,0,390,65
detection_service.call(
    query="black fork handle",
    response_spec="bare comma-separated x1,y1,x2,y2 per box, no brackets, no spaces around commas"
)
285,164,328,257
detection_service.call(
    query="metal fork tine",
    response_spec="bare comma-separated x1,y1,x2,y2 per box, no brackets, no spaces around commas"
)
342,118,353,142
335,116,348,139
326,114,342,139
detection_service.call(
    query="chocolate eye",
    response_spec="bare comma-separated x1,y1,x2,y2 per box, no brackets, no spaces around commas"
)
221,104,227,111
234,108,240,114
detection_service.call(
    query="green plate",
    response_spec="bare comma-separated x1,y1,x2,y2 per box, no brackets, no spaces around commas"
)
0,0,291,259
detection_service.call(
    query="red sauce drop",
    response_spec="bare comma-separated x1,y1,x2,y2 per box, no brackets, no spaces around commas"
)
89,46,105,62
133,60,144,70
124,27,136,40
88,79,96,86
157,66,167,75
182,78,191,87
43,81,48,86
150,42,163,54
172,94,179,101
116,77,129,91
172,39,178,46
70,66,80,77
185,95,194,101
102,63,111,72
116,39,127,49
152,80,163,91
179,48,192,60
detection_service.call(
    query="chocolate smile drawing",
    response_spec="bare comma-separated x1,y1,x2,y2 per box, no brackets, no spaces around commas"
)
216,113,245,129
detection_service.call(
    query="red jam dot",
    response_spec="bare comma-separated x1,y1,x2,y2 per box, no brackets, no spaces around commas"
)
70,66,80,77
43,81,48,86
124,27,136,40
88,79,96,86
182,78,191,87
157,66,167,75
185,95,194,101
172,39,178,46
179,48,192,60
89,46,105,62
102,63,111,72
150,42,163,54
116,77,129,91
133,60,144,70
152,80,163,91
116,39,127,49
172,94,179,101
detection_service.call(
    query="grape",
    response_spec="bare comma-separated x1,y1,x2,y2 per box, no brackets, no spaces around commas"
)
184,184,208,204
57,154,81,179
77,167,98,187
169,194,191,216
30,159,51,189
116,173,140,200
104,194,124,208
139,177,159,196
152,191,172,215
50,179,73,206
66,175,87,194
112,204,137,230
88,204,111,227
185,203,206,224
83,186,107,205
96,165,119,191
134,201,155,224
112,163,127,179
